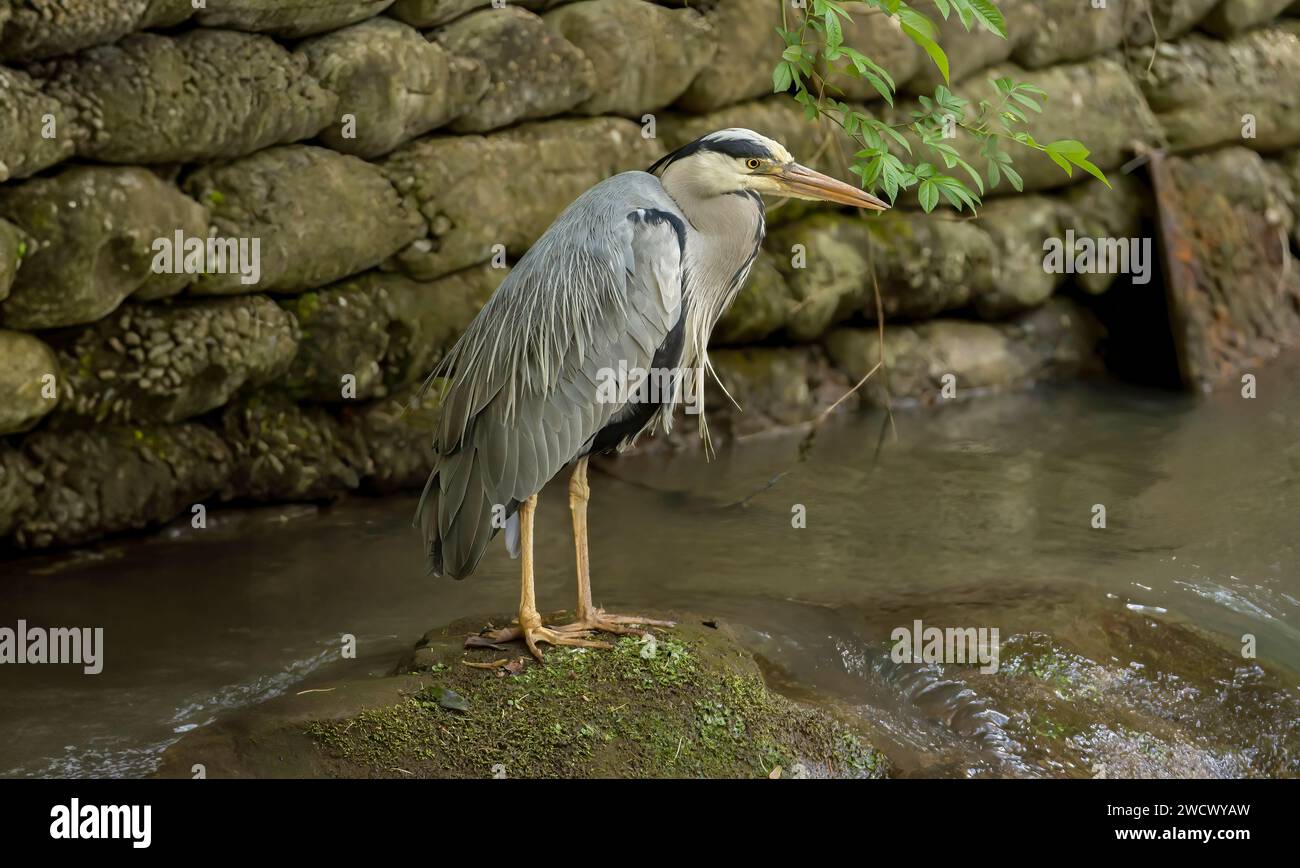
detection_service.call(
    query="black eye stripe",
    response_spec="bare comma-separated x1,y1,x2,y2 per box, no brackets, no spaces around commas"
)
647,134,775,175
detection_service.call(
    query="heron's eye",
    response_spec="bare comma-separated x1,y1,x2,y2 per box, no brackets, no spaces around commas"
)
745,158,762,170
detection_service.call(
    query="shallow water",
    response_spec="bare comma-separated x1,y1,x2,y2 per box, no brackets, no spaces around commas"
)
2,358,1298,778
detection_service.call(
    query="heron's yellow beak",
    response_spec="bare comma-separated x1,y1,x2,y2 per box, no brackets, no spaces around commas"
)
773,163,889,211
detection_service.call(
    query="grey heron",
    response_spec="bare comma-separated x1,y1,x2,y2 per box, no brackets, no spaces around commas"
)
417,128,888,660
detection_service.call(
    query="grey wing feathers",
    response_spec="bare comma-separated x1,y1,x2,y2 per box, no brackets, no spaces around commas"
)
416,174,686,578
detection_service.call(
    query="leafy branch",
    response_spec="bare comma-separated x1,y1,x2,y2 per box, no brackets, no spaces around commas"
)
774,0,1110,214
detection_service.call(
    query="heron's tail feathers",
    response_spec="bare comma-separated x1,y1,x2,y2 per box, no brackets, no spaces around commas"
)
416,448,510,580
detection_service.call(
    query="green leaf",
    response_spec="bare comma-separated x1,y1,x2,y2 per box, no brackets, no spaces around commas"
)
967,0,1007,37
1003,163,1023,192
901,21,949,84
825,10,843,50
918,178,940,212
427,686,470,712
772,62,793,93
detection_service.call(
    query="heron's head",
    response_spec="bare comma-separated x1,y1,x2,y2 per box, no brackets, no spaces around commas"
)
649,128,888,211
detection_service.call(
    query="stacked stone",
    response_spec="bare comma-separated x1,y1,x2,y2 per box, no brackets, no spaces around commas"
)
1,0,1298,549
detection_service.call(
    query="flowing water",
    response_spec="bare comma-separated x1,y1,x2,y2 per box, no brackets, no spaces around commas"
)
3,359,1299,778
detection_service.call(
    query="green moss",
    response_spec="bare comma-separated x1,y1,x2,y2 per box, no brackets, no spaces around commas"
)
305,624,887,779
294,292,322,323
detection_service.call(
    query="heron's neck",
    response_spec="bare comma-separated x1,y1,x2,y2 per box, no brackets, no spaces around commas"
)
665,186,766,312
660,179,766,426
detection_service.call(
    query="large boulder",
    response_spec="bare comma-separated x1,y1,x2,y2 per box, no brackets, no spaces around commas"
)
381,117,661,280
32,30,338,164
0,0,194,63
1013,0,1219,68
544,0,715,116
1201,0,1295,35
0,166,207,329
973,195,1068,319
346,382,443,492
672,0,782,112
47,297,299,428
12,424,233,549
1136,24,1300,153
766,211,995,340
1151,147,1300,390
195,0,395,37
183,145,426,295
219,394,372,503
432,6,595,133
824,298,1103,406
0,65,76,182
282,264,503,402
713,251,796,345
298,18,488,159
0,330,59,435
0,217,26,303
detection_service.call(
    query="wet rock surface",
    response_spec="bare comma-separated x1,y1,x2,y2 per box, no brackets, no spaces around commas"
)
944,610,1300,777
0,330,58,434
347,382,442,492
0,0,194,63
219,394,372,502
183,145,425,294
671,0,782,112
545,0,715,117
10,424,232,549
0,166,207,329
153,619,889,779
1012,0,1217,68
765,212,996,340
299,18,488,159
282,265,502,403
1201,0,1296,35
1137,23,1300,153
46,297,299,428
825,298,1104,407
32,30,339,165
0,217,25,302
194,0,395,37
381,117,660,279
432,6,595,133
0,65,75,182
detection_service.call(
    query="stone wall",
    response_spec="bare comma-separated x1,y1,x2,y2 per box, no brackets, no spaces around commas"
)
2,0,1300,550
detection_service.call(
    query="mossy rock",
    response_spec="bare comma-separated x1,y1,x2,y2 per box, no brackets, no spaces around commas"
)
155,619,888,779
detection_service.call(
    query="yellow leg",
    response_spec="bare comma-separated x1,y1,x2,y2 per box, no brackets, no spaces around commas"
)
482,493,610,662
559,456,675,636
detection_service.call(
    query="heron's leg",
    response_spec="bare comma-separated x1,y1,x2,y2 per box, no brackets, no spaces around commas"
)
484,493,610,662
556,456,675,637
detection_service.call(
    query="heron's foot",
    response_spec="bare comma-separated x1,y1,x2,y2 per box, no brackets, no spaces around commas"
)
556,608,676,637
480,620,611,662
